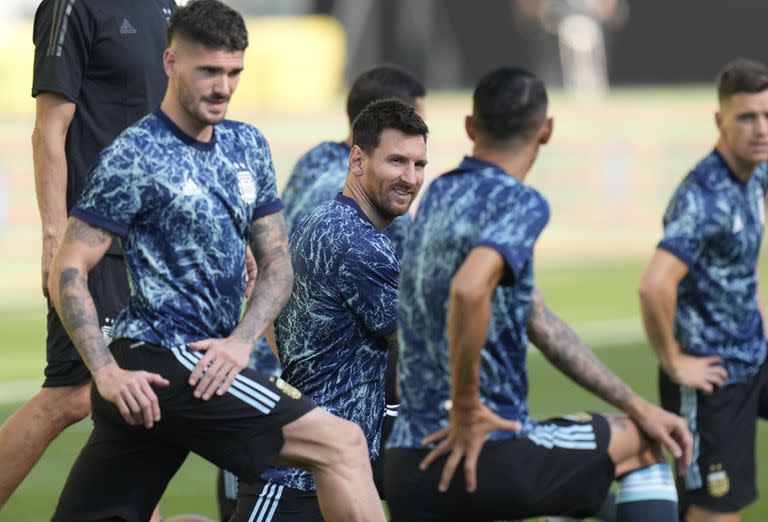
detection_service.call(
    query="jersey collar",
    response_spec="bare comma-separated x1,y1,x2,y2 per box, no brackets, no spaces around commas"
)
154,108,217,151
335,193,376,227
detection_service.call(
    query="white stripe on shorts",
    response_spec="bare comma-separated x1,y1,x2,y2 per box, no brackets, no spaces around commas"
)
527,422,597,450
248,482,285,522
170,347,279,414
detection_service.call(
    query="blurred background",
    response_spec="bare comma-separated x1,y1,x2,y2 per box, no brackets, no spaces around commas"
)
1,1,768,520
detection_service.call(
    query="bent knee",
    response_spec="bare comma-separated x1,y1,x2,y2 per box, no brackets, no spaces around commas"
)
605,414,661,476
38,384,92,427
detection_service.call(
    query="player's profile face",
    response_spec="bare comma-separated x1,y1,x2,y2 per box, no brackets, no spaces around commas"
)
173,44,245,127
361,128,426,220
719,90,768,165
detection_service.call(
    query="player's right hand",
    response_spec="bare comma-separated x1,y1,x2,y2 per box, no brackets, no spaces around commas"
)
418,401,520,493
663,353,728,394
41,234,61,298
93,363,169,429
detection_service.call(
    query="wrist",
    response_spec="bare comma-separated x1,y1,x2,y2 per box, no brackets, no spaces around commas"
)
92,361,120,385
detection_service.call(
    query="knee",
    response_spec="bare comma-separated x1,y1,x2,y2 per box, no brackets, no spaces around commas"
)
606,415,662,476
39,384,92,427
324,418,369,465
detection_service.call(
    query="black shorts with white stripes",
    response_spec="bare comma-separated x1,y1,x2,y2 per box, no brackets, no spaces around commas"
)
234,478,323,522
384,414,614,522
52,339,315,522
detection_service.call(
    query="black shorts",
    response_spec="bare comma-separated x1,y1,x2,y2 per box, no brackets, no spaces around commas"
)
44,254,129,387
384,414,614,522
659,358,768,514
52,340,316,522
233,478,323,522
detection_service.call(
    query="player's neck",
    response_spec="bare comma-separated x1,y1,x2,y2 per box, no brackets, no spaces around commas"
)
342,181,392,230
160,98,214,143
716,139,758,183
472,143,538,183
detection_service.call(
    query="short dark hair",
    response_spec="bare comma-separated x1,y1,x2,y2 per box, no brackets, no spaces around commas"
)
352,98,428,154
167,0,248,51
346,65,426,125
717,58,768,101
472,67,548,145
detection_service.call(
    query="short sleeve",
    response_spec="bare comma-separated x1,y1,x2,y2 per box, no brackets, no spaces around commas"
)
70,139,153,237
246,128,283,221
31,0,93,101
335,236,399,338
475,191,550,285
658,182,727,267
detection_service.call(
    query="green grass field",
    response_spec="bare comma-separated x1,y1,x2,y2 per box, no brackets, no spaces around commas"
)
2,260,767,520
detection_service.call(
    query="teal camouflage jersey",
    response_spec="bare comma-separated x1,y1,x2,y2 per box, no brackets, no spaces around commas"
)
72,109,283,349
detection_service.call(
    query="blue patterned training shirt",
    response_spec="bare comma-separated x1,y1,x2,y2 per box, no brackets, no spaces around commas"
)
261,194,399,491
659,150,768,385
387,156,550,449
72,109,283,349
281,140,413,257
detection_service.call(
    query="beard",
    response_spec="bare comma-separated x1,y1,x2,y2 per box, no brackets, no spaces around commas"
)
177,81,228,126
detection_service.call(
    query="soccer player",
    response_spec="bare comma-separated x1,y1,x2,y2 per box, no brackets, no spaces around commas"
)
639,58,768,522
0,0,175,511
384,67,693,522
47,2,385,521
280,64,426,259
232,98,427,521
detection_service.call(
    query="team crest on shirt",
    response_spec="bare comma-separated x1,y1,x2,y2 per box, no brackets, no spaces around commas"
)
236,171,257,204
269,376,302,400
706,464,729,498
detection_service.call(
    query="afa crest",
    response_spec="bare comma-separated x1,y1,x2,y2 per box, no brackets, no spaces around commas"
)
269,376,302,400
237,171,257,204
706,465,729,498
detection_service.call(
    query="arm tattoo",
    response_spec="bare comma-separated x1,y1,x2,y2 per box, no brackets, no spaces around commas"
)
62,217,112,248
58,267,114,372
234,212,294,347
527,288,635,411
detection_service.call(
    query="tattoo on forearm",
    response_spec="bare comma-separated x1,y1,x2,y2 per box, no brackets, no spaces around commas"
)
58,267,114,372
526,288,634,411
63,218,112,247
236,212,293,346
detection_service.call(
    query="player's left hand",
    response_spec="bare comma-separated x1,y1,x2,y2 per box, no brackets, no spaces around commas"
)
187,338,251,400
418,401,520,493
244,245,258,299
633,400,693,477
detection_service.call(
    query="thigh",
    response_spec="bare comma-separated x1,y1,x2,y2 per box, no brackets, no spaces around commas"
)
111,341,316,483
660,368,759,513
52,418,188,522
232,478,323,522
384,415,614,522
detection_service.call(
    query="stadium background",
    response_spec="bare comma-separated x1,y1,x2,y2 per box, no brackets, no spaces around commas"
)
1,0,767,519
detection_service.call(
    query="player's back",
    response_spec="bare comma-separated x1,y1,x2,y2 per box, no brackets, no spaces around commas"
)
391,156,550,449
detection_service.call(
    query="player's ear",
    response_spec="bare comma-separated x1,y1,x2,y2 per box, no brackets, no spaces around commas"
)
348,145,366,177
163,48,177,78
539,117,553,145
715,110,723,132
464,114,476,142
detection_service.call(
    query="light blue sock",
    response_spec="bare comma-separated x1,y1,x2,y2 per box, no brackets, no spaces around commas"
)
616,462,678,522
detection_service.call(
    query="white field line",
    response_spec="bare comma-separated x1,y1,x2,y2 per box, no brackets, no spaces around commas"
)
0,318,645,406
